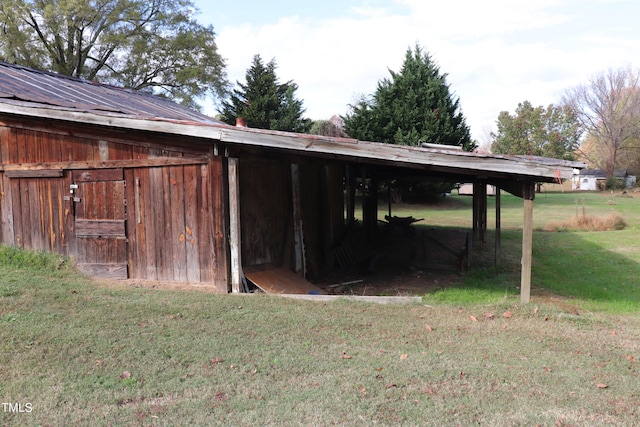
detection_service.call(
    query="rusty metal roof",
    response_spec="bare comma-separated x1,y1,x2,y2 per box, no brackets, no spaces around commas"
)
0,61,220,124
0,61,584,186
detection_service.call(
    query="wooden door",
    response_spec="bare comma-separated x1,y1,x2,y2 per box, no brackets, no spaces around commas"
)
72,169,128,279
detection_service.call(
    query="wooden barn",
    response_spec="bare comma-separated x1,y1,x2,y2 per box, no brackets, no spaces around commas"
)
0,62,582,302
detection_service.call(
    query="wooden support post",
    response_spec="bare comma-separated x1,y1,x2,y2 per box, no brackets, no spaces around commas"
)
479,182,487,246
495,187,501,267
521,197,534,304
472,181,488,246
228,158,243,293
291,164,306,276
387,182,392,218
321,165,333,271
362,174,378,240
472,182,479,241
345,165,355,224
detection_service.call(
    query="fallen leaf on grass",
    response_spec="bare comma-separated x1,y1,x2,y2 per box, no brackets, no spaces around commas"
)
214,390,228,402
627,355,635,362
484,313,495,320
425,324,433,332
386,383,397,389
341,352,352,359
400,354,408,360
596,383,608,389
210,357,224,365
469,315,478,322
120,371,131,380
533,306,539,314
503,311,513,318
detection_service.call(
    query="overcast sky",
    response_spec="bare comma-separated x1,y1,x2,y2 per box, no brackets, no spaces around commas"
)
193,0,640,143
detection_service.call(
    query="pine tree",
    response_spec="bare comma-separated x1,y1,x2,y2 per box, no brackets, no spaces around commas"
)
343,44,474,151
220,55,311,133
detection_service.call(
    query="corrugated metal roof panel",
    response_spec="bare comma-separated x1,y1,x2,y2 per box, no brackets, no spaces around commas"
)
0,61,219,124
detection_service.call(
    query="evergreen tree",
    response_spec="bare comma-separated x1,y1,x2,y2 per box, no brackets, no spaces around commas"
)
220,55,311,133
343,44,474,151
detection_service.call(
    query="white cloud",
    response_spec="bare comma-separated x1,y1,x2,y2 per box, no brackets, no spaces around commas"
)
212,0,640,141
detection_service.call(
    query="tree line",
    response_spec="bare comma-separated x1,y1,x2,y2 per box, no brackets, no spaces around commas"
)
1,0,638,178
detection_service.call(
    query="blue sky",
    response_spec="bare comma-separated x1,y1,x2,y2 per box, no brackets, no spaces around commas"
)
194,0,640,144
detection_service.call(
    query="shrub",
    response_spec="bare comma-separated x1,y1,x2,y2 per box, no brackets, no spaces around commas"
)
545,212,626,232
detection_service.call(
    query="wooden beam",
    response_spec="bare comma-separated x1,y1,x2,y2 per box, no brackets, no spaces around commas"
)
291,163,306,276
495,188,501,267
472,182,479,240
521,197,534,304
345,165,355,224
4,169,63,178
228,158,243,293
0,156,211,172
479,182,487,245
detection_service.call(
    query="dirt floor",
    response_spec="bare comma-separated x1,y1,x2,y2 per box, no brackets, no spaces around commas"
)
96,223,474,297
95,266,463,297
315,265,463,296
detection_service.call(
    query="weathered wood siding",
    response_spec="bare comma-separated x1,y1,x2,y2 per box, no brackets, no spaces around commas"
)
0,118,228,290
298,161,345,277
125,159,227,288
239,158,290,267
238,156,345,278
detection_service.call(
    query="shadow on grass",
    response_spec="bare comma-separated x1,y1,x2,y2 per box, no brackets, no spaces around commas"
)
424,229,640,312
531,230,640,311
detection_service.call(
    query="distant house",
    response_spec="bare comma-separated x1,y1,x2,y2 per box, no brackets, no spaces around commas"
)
572,169,636,191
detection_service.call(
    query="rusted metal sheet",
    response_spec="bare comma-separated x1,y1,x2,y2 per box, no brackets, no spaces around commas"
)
244,266,325,295
0,62,219,124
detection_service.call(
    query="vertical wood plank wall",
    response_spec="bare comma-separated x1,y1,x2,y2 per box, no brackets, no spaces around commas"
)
238,157,345,278
0,120,228,291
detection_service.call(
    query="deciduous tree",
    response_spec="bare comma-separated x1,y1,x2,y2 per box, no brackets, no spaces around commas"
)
563,66,640,178
490,101,581,160
0,0,229,109
310,115,348,137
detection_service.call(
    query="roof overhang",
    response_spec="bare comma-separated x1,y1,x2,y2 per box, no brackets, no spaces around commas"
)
0,102,585,192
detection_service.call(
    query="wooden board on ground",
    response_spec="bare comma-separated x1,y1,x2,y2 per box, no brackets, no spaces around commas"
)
244,266,325,295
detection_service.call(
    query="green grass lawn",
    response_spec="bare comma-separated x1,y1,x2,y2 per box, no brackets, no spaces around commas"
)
1,188,639,426
386,188,640,313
